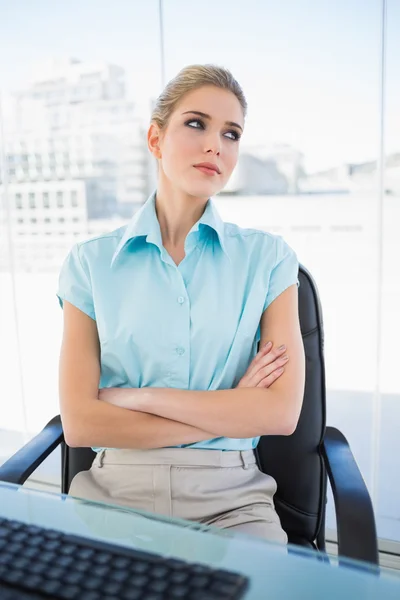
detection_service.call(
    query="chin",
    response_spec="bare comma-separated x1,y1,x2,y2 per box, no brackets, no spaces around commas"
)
184,181,223,199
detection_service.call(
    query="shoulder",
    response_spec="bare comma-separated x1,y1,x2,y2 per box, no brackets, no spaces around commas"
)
223,222,295,258
70,224,127,264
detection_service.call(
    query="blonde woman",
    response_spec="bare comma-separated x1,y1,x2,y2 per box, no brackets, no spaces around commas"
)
57,64,305,544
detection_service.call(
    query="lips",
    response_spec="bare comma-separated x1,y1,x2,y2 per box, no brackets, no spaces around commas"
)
193,163,221,176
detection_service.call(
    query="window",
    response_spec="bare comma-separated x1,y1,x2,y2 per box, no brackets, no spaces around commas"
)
163,0,399,549
42,192,50,208
56,191,63,208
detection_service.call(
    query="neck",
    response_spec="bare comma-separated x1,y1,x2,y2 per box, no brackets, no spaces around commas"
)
155,180,209,249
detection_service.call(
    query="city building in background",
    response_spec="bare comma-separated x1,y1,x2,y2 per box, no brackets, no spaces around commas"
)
0,58,152,271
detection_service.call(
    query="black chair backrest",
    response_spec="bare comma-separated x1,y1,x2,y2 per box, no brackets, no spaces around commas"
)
62,264,327,548
255,264,327,548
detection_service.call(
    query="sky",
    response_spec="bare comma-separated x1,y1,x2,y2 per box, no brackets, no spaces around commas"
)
0,0,399,172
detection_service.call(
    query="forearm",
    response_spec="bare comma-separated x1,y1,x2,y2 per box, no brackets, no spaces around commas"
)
105,386,293,438
68,399,215,449
142,387,290,437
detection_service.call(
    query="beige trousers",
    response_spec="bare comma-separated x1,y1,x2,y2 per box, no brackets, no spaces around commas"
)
68,447,287,545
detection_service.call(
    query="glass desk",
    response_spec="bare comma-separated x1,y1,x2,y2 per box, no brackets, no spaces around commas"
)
0,481,399,599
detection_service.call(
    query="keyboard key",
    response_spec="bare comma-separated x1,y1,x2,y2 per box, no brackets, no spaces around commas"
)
39,550,56,563
63,571,84,585
12,557,30,570
39,579,61,595
112,556,131,569
94,551,112,564
25,524,42,535
170,584,193,598
24,574,44,589
129,574,150,588
26,534,43,546
148,579,169,593
80,592,101,600
58,585,81,599
191,574,210,588
110,569,130,583
92,564,110,577
27,562,48,576
122,590,143,600
82,576,103,590
74,559,92,572
24,546,40,559
43,529,62,540
7,520,24,531
46,539,62,551
169,570,189,584
164,558,188,570
130,560,149,573
103,581,123,595
77,547,95,560
149,565,169,578
60,543,76,555
3,569,24,585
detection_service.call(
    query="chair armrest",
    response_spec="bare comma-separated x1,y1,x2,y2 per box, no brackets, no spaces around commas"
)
0,415,64,486
322,426,379,568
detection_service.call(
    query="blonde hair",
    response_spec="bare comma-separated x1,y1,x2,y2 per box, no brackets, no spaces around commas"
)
151,64,247,130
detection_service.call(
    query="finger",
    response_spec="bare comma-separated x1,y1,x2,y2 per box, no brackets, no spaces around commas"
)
252,341,273,365
256,366,285,388
246,351,289,386
244,342,274,381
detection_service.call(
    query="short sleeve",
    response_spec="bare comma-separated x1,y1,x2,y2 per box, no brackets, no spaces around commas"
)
56,243,96,320
263,236,300,312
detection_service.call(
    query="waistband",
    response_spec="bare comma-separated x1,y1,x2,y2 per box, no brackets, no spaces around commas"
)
94,448,257,469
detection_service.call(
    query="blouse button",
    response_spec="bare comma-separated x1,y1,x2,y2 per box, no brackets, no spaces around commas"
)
177,296,185,304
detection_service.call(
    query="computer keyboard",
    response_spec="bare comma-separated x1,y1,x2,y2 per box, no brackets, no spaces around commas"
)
0,516,249,599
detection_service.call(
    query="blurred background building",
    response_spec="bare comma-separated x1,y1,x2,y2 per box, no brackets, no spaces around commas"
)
0,58,151,270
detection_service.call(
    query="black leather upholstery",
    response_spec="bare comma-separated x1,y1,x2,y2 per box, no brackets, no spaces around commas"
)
255,264,326,548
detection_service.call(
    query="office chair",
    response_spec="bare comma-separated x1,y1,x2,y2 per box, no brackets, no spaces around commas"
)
0,264,379,567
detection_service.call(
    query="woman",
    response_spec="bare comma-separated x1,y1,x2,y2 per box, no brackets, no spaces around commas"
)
57,64,305,544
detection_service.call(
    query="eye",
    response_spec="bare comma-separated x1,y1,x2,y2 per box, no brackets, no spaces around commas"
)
224,130,241,141
185,119,204,130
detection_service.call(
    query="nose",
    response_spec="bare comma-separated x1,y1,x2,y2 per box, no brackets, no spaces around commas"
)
204,132,221,156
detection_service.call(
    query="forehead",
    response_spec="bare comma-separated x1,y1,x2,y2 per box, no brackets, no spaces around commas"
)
173,85,244,126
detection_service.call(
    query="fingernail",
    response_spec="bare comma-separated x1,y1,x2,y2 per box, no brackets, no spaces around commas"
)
278,344,286,350
264,341,272,348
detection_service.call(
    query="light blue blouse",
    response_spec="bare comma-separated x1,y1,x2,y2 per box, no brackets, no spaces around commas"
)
56,190,299,452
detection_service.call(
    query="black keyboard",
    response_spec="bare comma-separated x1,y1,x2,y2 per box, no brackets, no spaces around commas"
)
0,516,249,599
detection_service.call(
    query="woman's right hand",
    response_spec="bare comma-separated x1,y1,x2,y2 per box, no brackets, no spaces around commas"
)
236,342,289,389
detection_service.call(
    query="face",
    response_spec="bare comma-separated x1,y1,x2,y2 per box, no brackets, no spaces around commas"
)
148,85,244,199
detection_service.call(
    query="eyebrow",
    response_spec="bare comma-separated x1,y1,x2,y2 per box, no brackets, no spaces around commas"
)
182,110,243,132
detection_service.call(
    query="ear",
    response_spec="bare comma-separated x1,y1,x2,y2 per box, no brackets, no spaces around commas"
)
147,123,162,159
